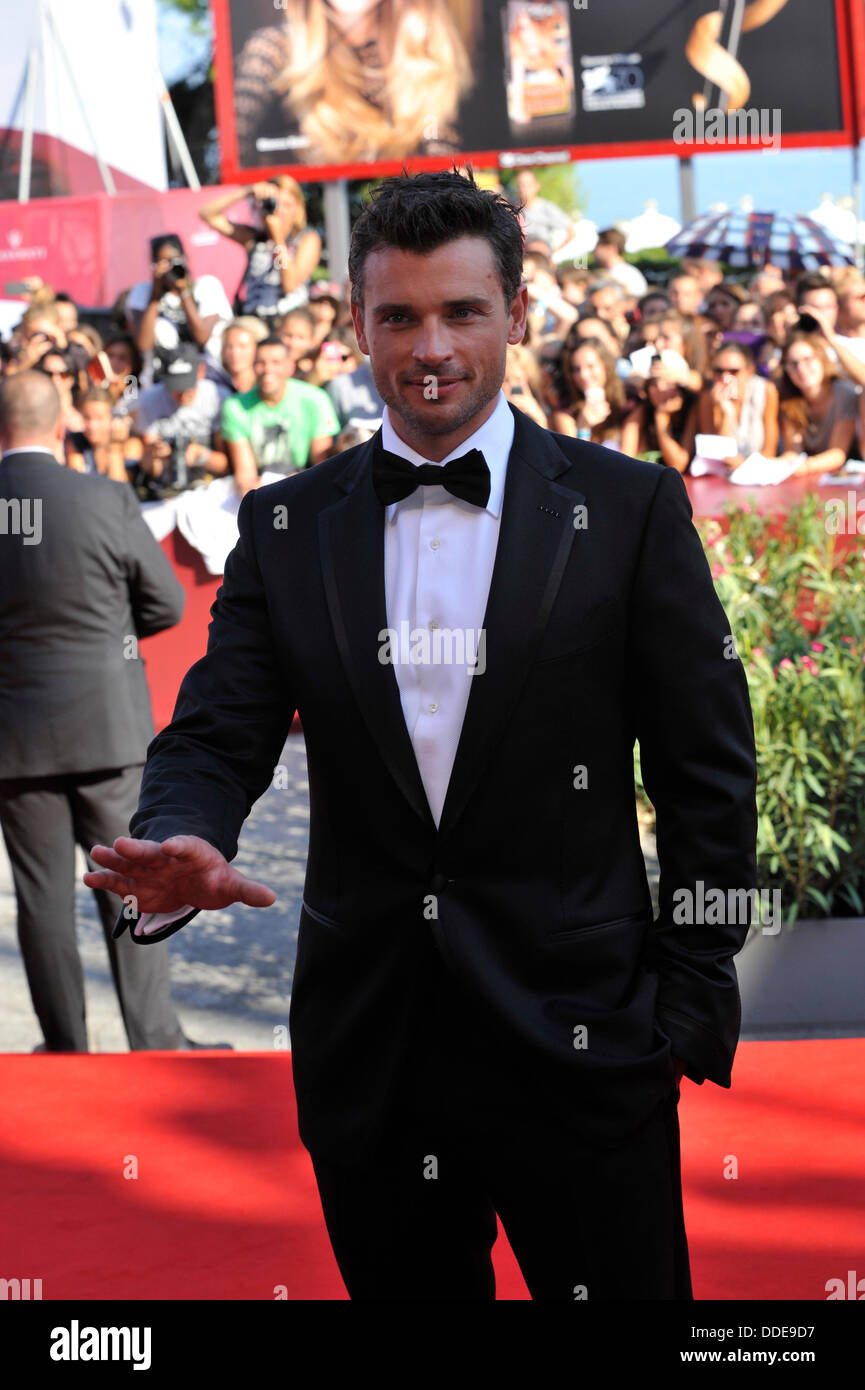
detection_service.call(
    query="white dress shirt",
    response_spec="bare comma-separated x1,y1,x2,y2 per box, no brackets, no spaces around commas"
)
381,389,514,826
136,391,514,934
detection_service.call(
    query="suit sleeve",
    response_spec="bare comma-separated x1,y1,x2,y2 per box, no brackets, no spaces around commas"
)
127,487,297,864
121,485,185,637
629,466,758,1087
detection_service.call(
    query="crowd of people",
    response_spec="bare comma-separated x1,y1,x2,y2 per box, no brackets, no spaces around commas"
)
3,172,865,500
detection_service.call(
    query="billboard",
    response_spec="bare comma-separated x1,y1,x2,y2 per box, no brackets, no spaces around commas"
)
212,0,855,185
0,0,167,199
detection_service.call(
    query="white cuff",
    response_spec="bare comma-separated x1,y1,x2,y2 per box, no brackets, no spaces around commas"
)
135,904,195,937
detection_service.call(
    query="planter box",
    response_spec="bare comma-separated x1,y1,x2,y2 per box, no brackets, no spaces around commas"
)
737,917,865,1039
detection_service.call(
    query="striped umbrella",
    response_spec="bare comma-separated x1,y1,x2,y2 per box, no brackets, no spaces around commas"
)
664,210,855,271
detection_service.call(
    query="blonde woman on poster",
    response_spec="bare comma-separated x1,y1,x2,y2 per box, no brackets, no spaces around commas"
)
234,0,478,166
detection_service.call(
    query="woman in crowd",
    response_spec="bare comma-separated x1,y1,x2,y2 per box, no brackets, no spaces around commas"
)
277,307,319,371
550,335,630,447
218,316,268,396
696,341,779,467
704,281,749,333
125,234,232,381
503,343,548,428
652,311,707,393
231,0,473,167
776,332,858,478
620,367,698,470
302,325,363,389
308,282,343,345
200,178,321,322
35,348,84,457
66,388,135,483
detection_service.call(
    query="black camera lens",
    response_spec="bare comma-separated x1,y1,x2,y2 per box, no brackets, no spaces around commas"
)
797,312,820,334
261,196,277,216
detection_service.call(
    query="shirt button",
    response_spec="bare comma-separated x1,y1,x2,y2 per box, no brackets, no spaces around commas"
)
428,702,438,713
429,538,441,550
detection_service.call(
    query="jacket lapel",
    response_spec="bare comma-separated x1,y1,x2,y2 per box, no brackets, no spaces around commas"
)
318,409,585,839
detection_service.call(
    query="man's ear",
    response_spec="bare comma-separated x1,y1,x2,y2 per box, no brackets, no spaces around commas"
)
507,285,530,346
350,299,369,356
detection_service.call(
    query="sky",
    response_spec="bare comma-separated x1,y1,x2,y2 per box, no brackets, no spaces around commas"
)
155,5,863,233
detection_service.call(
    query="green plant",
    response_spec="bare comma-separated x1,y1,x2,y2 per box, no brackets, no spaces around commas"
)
636,495,865,921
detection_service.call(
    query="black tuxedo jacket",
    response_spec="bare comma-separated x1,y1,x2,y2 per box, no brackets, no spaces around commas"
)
125,407,757,1160
0,452,183,780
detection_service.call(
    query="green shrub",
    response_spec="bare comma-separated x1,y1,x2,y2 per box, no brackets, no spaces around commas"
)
636,493,865,921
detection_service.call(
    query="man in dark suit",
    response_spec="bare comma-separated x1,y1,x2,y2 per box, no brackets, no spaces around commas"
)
0,370,208,1053
86,172,757,1299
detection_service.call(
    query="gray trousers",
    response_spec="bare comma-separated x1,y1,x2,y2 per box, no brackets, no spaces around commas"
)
0,765,184,1052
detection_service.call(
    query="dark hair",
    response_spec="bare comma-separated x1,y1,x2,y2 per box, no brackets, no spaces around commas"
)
712,340,755,369
150,233,184,262
104,331,143,380
795,271,837,306
256,334,291,354
639,290,672,315
349,168,524,309
596,227,626,255
765,289,795,314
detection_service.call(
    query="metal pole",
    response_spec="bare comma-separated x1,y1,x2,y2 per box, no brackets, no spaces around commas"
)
156,65,201,191
18,47,39,203
678,156,697,224
324,179,351,285
44,1,115,194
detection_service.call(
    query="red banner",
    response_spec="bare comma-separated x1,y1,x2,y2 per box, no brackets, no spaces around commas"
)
0,186,251,310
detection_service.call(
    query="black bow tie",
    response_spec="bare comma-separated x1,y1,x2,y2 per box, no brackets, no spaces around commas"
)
371,445,490,508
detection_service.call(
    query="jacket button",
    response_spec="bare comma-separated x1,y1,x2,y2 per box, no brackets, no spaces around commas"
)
430,871,447,893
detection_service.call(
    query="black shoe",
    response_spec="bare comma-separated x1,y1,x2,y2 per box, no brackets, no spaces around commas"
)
177,1035,234,1050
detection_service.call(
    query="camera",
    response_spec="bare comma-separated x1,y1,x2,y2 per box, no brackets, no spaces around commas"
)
797,311,820,334
260,196,277,217
163,257,188,287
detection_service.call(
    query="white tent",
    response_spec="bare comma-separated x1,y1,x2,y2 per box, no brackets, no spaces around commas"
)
0,0,167,198
807,193,856,245
622,200,681,253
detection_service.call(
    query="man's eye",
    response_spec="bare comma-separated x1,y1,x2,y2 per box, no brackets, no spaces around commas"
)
384,313,408,324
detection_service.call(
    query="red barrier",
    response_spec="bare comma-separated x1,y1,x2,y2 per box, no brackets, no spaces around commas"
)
0,185,249,309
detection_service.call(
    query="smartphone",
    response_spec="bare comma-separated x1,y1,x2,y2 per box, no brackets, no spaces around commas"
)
5,280,31,296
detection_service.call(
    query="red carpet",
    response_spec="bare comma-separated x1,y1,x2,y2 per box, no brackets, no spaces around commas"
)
2,1040,860,1300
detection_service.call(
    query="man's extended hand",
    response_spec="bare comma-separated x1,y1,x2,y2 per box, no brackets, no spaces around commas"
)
84,835,276,926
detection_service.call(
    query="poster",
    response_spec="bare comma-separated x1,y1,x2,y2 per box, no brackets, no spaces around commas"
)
210,0,854,184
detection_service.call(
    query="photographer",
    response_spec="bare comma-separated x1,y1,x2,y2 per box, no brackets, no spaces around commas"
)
197,177,321,321
125,235,232,384
7,304,68,374
132,344,229,498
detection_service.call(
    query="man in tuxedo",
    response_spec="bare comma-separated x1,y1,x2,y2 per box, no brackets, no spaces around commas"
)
0,370,214,1053
86,171,757,1300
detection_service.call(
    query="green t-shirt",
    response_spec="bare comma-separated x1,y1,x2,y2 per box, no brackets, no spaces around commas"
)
221,381,339,474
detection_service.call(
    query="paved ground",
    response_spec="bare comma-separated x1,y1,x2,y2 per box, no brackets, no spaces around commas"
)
0,734,660,1053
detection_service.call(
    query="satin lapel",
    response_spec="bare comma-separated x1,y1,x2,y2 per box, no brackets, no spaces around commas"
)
318,435,437,832
437,408,585,841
